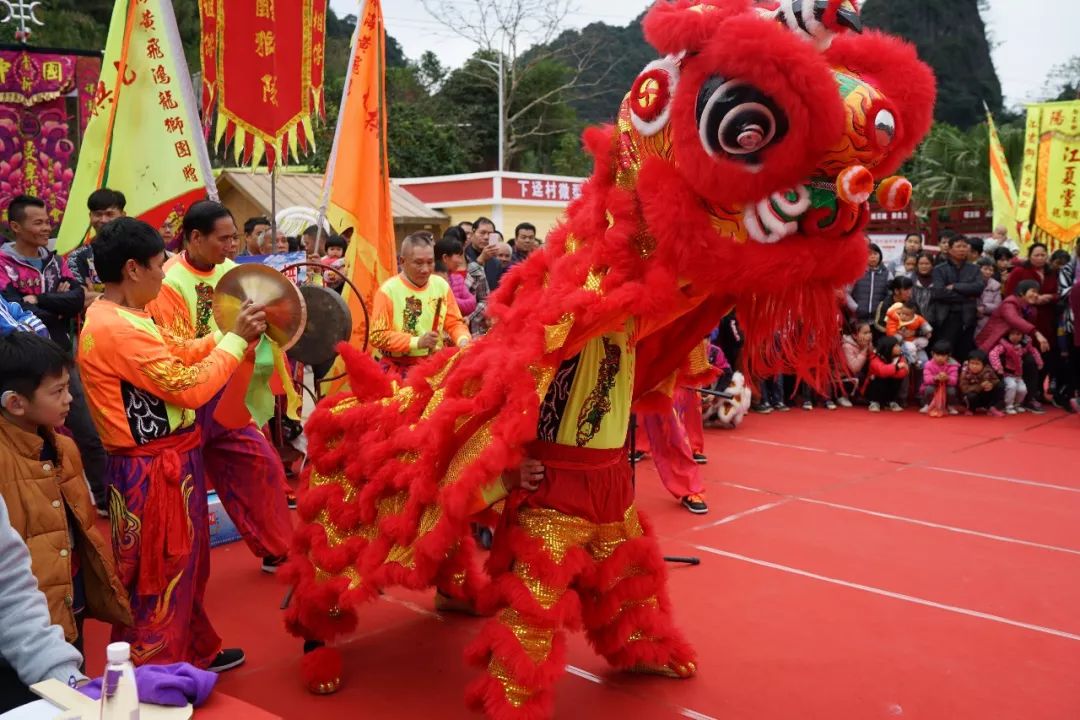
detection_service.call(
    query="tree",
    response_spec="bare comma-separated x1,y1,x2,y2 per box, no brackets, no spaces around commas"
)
904,119,1025,207
1041,56,1080,102
862,0,1002,128
421,0,606,169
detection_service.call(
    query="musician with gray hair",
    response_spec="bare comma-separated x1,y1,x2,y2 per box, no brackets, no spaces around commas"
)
369,231,471,376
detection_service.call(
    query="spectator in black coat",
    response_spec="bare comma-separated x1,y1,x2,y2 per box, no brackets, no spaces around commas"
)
931,235,985,363
848,243,891,321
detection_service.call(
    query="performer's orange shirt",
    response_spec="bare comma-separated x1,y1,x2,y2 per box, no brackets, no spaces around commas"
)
77,299,248,450
370,274,470,357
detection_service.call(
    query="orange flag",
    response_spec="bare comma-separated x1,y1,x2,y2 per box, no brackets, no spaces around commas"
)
325,0,396,358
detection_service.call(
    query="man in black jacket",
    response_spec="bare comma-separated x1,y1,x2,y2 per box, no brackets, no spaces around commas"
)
930,235,985,363
0,196,109,514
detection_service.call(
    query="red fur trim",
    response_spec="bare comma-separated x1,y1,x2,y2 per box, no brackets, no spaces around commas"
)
643,0,754,56
301,647,343,694
464,624,568,720
825,30,937,178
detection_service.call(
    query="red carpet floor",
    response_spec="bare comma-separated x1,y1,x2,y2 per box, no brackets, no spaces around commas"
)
84,408,1080,719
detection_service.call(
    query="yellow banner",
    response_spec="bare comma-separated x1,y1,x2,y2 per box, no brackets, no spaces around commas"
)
1017,101,1080,252
56,0,215,255
986,109,1019,242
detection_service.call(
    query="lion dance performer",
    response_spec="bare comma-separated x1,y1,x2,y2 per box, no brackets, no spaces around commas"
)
284,1,936,717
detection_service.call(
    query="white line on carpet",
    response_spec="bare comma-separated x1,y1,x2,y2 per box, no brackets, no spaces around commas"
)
915,466,1080,495
565,664,603,683
566,665,719,720
731,437,827,453
680,710,720,720
795,496,1080,556
690,500,792,530
691,545,1080,642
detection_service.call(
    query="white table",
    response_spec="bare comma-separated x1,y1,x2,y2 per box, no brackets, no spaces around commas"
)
0,700,59,720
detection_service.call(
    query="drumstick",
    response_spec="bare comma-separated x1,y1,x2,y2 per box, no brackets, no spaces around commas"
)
429,298,444,354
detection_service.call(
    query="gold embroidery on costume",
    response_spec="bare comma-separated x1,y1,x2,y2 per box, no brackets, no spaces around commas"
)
575,337,621,446
584,267,606,294
80,332,95,355
139,358,205,393
543,312,575,353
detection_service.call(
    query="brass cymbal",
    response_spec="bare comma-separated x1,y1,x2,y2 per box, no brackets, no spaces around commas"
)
212,263,307,351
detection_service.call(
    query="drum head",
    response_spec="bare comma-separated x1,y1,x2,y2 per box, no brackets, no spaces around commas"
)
213,264,307,351
287,285,352,366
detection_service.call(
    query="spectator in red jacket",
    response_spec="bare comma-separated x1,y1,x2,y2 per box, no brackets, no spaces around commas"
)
864,335,909,412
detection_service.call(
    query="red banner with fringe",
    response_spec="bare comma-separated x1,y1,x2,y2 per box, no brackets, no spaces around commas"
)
199,0,326,169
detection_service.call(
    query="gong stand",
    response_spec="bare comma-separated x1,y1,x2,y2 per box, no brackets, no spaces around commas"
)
629,413,701,567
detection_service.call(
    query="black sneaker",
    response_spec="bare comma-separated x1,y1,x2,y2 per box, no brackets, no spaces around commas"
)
629,450,648,464
261,555,288,574
286,491,298,510
751,403,773,414
209,648,246,673
692,453,707,465
681,494,709,514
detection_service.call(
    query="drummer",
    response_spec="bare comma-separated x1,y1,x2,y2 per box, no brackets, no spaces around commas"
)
76,217,267,670
145,201,294,577
370,231,471,376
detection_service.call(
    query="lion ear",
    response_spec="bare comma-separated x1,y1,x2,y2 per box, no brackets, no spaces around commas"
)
627,56,681,137
642,0,751,56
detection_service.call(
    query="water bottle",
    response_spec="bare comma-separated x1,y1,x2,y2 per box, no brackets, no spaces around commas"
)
99,642,140,720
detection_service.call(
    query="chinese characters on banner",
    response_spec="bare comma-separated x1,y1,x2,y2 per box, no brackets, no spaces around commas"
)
56,0,215,254
1015,100,1080,252
0,50,102,222
199,0,327,169
512,178,584,202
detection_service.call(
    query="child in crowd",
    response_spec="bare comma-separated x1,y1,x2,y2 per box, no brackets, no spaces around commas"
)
838,320,873,406
989,328,1043,414
318,234,347,290
919,340,959,415
959,349,1003,416
885,300,932,366
0,331,131,655
864,335,909,412
975,257,1002,334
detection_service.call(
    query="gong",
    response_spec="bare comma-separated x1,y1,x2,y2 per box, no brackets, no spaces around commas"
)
212,264,307,351
287,285,353,366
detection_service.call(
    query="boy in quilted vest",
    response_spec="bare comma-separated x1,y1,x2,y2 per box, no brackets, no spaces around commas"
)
0,330,131,655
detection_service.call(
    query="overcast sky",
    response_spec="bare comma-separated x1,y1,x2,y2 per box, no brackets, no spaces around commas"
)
328,0,1079,109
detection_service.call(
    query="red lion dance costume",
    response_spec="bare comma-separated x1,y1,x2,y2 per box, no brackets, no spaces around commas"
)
284,1,936,717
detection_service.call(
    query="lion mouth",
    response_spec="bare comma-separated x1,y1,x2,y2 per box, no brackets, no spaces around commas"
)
743,181,868,244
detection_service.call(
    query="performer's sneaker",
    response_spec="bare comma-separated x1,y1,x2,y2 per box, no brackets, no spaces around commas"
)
681,494,709,514
824,400,838,410
692,453,707,465
261,555,288,573
209,648,246,673
836,396,853,408
286,491,298,510
629,450,648,464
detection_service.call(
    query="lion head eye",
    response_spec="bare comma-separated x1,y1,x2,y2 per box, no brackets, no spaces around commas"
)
696,77,788,166
871,107,896,149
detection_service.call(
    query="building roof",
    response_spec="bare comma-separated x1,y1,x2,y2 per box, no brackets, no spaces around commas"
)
216,170,448,225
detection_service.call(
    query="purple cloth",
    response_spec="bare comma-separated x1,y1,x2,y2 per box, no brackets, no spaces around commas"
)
79,663,217,707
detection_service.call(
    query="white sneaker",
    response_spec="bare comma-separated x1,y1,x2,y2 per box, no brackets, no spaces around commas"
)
836,396,853,408
889,402,904,412
1005,406,1017,415
919,405,929,414
868,402,881,412
947,406,959,416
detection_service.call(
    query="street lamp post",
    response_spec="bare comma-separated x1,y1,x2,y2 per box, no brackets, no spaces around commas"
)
477,53,505,172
